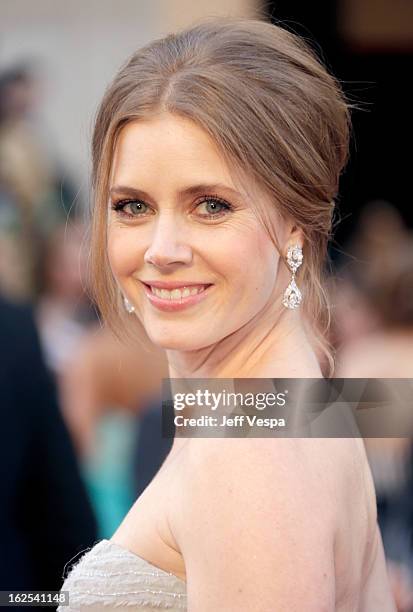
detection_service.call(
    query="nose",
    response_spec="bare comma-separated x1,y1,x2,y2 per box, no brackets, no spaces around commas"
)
143,214,193,269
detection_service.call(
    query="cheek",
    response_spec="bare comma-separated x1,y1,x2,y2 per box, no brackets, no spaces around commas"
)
225,227,279,296
256,232,280,288
107,226,142,279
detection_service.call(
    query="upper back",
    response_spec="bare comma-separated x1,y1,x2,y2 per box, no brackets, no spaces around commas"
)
172,436,395,611
297,437,395,611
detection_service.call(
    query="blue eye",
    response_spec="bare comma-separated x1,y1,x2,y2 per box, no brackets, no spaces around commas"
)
195,196,232,218
112,200,150,218
111,195,233,220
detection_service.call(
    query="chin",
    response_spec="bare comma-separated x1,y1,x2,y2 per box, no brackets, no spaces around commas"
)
144,323,213,352
145,328,199,351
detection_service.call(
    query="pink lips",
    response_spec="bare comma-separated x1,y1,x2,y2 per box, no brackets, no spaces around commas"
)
140,281,213,312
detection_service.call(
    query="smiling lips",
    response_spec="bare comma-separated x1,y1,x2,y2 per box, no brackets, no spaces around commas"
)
150,285,206,300
140,281,213,312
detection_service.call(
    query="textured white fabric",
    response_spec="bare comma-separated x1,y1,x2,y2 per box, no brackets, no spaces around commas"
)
58,539,187,611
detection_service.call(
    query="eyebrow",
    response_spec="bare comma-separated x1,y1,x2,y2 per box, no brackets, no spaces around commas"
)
109,183,243,201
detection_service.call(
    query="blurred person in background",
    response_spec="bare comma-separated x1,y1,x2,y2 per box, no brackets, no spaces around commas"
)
0,293,97,607
332,200,412,360
133,399,174,499
34,220,97,378
0,62,80,303
332,201,413,611
59,323,168,538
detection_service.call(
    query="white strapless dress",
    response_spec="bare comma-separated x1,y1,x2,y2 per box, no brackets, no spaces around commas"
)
58,539,187,611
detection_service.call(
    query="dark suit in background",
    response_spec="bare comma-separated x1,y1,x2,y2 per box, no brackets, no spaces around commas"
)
134,401,173,499
0,296,97,600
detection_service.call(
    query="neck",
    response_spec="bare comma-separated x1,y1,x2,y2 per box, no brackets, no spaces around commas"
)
166,306,322,379
166,308,323,460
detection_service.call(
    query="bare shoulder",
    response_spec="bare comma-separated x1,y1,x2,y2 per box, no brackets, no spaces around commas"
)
187,436,370,483
174,437,343,611
182,436,370,504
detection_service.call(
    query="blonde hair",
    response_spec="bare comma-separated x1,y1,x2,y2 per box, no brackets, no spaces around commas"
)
89,16,351,376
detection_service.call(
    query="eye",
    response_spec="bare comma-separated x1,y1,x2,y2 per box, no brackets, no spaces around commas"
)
111,199,151,218
194,196,233,219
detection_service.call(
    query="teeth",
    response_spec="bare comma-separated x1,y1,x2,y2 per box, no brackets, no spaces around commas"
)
150,285,206,300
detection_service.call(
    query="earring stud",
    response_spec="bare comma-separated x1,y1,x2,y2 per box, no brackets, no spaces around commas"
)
282,245,303,309
123,295,135,314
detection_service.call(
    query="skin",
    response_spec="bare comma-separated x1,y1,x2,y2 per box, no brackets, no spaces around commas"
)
107,113,396,611
108,113,320,381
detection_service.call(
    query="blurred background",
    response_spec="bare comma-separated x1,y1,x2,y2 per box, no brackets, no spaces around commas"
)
0,0,412,609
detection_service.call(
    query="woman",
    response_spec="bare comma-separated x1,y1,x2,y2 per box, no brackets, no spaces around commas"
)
59,17,396,611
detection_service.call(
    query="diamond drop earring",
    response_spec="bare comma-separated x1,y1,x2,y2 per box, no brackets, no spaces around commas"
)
282,245,303,309
123,295,135,314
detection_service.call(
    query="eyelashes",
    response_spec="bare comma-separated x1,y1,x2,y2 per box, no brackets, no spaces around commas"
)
111,199,150,217
195,196,233,218
110,194,234,221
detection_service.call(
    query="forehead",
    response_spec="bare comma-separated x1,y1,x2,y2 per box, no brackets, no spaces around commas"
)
111,114,236,190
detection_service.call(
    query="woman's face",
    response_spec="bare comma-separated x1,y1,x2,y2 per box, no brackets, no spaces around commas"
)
107,113,288,350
